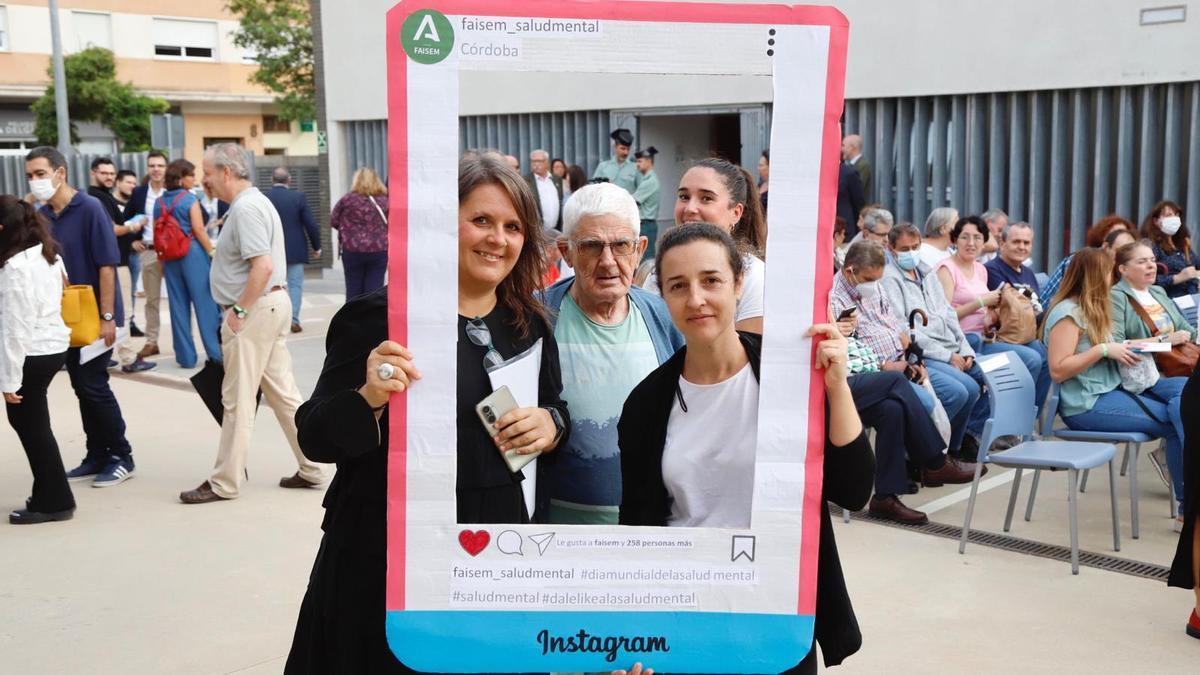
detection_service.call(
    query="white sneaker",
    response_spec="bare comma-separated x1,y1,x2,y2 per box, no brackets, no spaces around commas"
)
1148,447,1171,490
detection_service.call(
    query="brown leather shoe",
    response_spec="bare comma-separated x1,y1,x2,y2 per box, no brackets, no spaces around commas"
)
922,456,980,487
180,481,228,504
279,472,320,489
290,322,303,333
868,495,929,524
138,343,160,358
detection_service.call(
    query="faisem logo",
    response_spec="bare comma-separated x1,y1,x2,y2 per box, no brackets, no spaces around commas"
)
402,9,455,64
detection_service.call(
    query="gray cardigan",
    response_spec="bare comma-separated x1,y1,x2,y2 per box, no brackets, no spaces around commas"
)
1110,278,1197,342
881,260,976,362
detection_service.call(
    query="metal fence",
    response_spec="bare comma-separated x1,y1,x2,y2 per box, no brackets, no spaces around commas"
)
0,151,150,197
845,81,1200,270
342,110,612,187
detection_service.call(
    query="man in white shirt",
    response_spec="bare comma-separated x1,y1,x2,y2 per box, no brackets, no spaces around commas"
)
525,149,563,230
124,151,168,360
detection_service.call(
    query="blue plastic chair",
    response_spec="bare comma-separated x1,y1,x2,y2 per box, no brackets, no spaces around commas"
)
1037,382,1166,539
1173,293,1200,330
959,352,1120,574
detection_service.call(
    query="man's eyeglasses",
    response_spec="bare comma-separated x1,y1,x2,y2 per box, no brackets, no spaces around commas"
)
571,238,637,258
465,318,505,369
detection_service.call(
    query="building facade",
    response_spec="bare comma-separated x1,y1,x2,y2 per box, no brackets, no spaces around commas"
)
0,0,316,163
318,0,1199,268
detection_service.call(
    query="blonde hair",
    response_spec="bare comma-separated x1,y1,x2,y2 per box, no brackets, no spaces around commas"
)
1043,248,1113,346
351,167,387,196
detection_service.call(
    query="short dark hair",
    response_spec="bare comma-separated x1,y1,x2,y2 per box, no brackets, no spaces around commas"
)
164,158,195,190
91,157,115,171
654,221,745,288
25,146,66,171
116,169,137,182
147,150,168,163
950,215,990,243
888,222,922,247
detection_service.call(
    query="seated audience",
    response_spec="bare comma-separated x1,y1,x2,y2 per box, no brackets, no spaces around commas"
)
1142,200,1199,299
920,207,957,268
1044,248,1186,521
882,223,989,458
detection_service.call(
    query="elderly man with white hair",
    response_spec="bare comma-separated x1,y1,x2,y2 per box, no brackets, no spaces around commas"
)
541,183,684,524
180,143,324,504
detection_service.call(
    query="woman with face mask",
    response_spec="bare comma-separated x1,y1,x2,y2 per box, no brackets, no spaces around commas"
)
1141,200,1199,299
644,157,767,334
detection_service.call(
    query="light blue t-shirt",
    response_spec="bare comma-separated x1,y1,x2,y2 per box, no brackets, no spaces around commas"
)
548,293,660,524
1043,299,1120,417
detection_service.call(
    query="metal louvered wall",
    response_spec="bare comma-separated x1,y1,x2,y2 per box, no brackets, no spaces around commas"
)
343,119,390,184
0,151,149,197
459,110,611,175
343,111,611,192
845,82,1200,271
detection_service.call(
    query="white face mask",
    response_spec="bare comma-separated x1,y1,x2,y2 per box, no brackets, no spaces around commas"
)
1160,215,1182,236
28,176,58,202
856,280,880,300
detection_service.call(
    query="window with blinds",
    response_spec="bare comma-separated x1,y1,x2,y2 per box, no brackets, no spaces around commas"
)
152,18,217,60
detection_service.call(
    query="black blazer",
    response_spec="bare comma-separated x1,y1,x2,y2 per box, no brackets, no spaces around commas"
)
618,331,875,668
121,183,151,223
836,163,865,240
524,172,564,230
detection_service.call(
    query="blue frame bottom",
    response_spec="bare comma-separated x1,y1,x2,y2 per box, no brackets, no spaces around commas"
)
387,610,814,672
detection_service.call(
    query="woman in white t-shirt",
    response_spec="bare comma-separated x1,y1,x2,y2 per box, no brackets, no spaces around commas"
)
618,223,874,672
0,196,75,524
643,157,767,333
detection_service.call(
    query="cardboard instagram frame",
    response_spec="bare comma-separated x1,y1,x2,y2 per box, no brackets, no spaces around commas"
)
384,1,847,671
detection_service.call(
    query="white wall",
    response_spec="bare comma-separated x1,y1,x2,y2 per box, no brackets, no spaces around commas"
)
321,0,1199,122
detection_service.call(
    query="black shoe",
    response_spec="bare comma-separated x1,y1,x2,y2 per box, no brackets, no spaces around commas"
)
130,321,145,338
10,503,75,524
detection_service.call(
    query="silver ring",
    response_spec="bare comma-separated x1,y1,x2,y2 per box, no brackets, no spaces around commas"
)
376,363,395,381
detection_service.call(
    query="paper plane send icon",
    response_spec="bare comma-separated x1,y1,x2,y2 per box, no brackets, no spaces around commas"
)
528,532,555,556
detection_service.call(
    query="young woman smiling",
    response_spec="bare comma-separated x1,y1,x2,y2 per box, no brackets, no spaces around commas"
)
619,223,874,673
644,157,768,334
286,154,570,673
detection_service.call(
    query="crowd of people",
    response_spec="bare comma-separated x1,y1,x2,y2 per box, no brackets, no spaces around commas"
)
2,128,1197,672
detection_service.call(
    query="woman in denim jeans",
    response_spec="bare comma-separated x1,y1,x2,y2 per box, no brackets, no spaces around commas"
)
1043,248,1186,522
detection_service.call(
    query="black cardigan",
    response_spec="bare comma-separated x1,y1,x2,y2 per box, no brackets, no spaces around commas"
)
618,331,875,668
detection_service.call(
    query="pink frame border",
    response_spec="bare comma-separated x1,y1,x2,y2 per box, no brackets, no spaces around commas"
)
385,0,848,615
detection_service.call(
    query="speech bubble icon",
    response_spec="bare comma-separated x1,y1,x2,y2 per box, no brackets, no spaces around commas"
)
496,529,524,556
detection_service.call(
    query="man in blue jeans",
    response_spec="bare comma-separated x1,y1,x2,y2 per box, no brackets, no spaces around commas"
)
27,146,137,487
265,167,321,333
882,223,992,459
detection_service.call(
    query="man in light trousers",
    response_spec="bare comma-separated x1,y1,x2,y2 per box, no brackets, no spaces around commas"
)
180,143,324,503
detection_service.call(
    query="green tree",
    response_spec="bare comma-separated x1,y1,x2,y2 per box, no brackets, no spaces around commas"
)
31,47,168,150
228,0,315,123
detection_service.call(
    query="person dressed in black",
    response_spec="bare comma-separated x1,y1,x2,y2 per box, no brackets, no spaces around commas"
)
1171,366,1200,639
1,196,75,524
618,223,874,674
285,154,569,673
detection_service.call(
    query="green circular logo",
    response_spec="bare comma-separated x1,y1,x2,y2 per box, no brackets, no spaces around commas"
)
401,10,455,64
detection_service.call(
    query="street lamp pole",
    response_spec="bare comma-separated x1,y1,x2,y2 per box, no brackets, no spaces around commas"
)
48,0,72,155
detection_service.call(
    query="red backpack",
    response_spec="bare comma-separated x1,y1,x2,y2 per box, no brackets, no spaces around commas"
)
154,192,192,262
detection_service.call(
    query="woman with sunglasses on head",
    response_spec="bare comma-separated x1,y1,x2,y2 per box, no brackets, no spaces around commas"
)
644,157,768,334
619,223,873,674
285,153,570,674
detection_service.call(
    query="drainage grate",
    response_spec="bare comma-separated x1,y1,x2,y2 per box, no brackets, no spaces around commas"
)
844,509,1171,581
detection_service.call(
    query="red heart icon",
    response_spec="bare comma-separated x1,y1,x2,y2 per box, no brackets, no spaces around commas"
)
458,530,490,556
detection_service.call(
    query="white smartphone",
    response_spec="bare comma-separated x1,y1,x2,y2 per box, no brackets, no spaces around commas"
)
475,385,539,473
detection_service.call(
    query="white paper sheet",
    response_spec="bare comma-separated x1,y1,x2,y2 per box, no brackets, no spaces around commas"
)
79,326,129,365
486,338,543,518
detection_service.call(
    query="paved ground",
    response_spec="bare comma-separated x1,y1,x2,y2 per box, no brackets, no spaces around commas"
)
1,269,1195,674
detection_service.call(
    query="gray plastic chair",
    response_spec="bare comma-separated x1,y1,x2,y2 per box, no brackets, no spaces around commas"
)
958,352,1120,574
1036,382,1166,539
